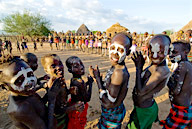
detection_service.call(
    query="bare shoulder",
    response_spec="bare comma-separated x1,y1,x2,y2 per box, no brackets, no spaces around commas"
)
111,66,128,85
156,65,170,76
8,100,34,119
113,68,124,77
181,61,192,69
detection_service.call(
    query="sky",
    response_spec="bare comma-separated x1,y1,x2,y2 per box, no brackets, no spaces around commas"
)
0,0,191,34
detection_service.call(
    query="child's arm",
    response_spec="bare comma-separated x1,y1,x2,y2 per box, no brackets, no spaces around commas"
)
131,51,145,93
47,78,64,129
172,62,187,95
13,105,47,129
137,68,169,96
85,75,94,102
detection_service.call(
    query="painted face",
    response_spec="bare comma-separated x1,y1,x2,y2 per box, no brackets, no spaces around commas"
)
109,42,126,64
71,59,85,75
148,42,169,65
2,61,37,95
169,44,182,63
44,57,64,78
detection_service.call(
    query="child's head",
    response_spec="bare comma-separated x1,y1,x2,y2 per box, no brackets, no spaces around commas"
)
162,31,167,35
66,56,85,76
41,54,64,78
20,53,38,71
0,55,37,96
169,40,191,63
109,33,132,65
144,32,148,37
148,34,171,65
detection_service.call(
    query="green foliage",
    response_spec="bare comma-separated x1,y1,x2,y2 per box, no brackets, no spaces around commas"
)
163,30,174,36
2,10,51,37
92,31,98,34
71,30,76,34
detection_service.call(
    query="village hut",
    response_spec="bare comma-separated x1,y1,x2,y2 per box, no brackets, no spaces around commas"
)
76,24,90,35
106,22,129,37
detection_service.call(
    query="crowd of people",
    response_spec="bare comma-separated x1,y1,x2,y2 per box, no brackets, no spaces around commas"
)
0,30,191,129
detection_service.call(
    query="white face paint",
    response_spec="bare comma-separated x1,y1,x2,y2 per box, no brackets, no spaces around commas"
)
169,44,174,56
10,67,37,91
109,43,126,63
164,45,169,56
150,43,160,58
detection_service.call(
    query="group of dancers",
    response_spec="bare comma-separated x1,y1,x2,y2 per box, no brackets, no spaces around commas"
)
0,32,191,129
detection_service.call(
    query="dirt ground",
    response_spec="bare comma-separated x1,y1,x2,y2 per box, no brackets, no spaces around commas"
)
0,42,171,129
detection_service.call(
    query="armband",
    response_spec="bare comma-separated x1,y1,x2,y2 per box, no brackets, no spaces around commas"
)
99,90,106,99
106,90,116,103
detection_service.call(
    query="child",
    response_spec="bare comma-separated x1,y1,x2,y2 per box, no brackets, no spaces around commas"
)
0,55,57,129
66,56,94,129
126,34,171,129
20,53,49,88
33,38,38,52
89,33,132,129
160,40,192,129
130,41,137,54
89,32,94,54
41,54,84,129
20,53,38,71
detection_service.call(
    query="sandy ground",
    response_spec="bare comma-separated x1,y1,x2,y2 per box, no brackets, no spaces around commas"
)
0,42,171,129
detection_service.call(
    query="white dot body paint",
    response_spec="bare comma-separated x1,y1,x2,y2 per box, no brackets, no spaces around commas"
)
173,55,181,62
109,42,126,63
169,44,174,56
150,43,160,58
164,45,169,56
10,67,37,91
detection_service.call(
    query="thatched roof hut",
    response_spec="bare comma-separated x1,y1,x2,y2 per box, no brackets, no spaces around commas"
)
76,24,90,35
170,20,192,41
106,22,129,37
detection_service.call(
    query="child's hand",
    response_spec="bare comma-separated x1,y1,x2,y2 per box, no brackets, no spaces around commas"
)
87,75,94,84
90,65,101,78
89,66,95,78
131,51,145,69
43,75,50,80
69,86,78,95
74,101,85,112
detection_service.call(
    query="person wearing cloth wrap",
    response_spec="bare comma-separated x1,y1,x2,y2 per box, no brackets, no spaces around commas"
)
66,56,94,129
89,33,132,129
126,34,171,129
160,40,192,129
41,54,84,129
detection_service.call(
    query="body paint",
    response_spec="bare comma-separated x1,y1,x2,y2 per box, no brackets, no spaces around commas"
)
109,43,126,63
10,67,37,91
150,43,160,58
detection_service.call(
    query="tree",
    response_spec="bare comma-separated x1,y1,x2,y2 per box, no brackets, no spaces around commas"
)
2,10,51,37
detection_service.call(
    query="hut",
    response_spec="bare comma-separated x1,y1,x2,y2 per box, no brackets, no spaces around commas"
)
106,22,129,37
76,24,90,35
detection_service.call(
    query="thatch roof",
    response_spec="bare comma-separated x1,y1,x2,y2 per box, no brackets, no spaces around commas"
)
66,30,72,34
181,20,192,32
106,22,129,37
76,24,90,35
170,20,192,41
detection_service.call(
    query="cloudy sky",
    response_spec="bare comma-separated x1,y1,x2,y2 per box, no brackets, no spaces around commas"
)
0,0,191,33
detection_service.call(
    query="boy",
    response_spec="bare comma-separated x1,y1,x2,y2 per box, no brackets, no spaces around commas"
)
160,40,192,129
20,53,49,88
41,54,84,129
89,33,132,129
126,34,171,129
0,55,58,129
66,56,94,129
